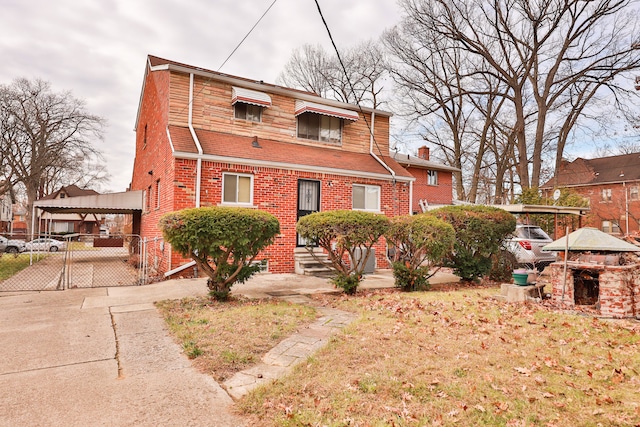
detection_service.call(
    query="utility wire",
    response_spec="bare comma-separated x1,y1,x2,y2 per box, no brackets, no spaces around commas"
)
312,0,388,161
175,0,278,117
218,0,278,71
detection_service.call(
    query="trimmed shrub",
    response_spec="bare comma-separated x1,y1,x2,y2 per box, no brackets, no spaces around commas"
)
296,210,389,294
429,205,516,281
159,207,280,300
386,214,455,291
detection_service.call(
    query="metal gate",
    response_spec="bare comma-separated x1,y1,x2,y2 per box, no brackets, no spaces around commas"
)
0,234,150,292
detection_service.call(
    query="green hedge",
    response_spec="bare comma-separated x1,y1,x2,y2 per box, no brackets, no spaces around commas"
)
296,210,389,294
159,207,280,300
386,214,455,291
429,205,516,281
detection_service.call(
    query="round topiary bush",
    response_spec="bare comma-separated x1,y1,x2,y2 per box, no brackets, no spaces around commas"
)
429,205,516,281
159,206,280,300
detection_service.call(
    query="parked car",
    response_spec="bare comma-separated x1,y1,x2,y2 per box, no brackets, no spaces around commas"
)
0,236,27,253
25,238,66,252
506,225,557,270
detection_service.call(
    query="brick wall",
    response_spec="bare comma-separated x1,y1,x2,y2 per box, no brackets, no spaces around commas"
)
544,182,640,235
409,168,455,211
163,160,410,274
546,262,640,318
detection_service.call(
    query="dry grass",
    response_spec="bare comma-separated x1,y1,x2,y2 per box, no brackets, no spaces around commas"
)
236,285,640,426
155,296,317,382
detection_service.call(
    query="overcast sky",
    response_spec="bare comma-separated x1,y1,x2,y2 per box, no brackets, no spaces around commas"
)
1,0,401,193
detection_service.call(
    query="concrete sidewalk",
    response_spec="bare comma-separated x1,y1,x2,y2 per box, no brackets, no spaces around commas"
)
0,270,457,426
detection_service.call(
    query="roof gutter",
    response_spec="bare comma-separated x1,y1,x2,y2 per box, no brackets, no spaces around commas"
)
189,73,203,208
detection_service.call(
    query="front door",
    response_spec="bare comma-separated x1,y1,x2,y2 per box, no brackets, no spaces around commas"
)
297,179,321,246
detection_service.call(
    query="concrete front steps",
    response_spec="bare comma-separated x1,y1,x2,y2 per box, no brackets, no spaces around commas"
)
294,247,333,277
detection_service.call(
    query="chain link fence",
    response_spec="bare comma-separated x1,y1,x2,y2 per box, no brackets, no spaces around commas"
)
0,234,148,292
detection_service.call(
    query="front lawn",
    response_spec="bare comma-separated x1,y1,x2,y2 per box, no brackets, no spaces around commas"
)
160,285,640,426
156,297,317,382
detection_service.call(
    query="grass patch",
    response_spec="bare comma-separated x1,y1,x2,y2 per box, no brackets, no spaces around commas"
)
0,254,38,280
155,297,317,381
236,287,640,426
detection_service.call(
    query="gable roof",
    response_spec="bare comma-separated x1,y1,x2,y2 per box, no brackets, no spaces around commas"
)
541,152,640,188
39,185,99,201
391,151,461,173
167,126,414,181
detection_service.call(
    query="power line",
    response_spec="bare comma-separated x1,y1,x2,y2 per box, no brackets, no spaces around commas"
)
312,0,388,161
175,0,278,118
218,0,278,71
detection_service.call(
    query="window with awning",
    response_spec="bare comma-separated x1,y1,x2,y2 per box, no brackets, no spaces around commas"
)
294,100,359,121
231,87,272,107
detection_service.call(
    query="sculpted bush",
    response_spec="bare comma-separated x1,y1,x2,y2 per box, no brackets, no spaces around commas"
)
430,205,516,281
296,210,389,294
386,214,455,291
159,207,280,300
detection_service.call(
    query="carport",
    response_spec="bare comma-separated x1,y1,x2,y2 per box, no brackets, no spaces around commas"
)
0,191,145,292
493,204,590,239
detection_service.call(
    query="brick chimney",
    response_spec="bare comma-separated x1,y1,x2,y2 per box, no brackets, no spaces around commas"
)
418,146,430,160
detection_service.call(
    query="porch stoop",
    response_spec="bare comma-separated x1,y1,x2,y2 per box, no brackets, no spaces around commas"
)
294,247,333,277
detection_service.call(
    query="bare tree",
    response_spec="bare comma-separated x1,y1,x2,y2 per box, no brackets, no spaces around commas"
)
277,40,389,109
0,78,107,235
389,0,640,191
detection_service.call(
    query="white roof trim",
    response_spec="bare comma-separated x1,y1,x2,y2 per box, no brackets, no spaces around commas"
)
295,100,359,121
232,86,272,107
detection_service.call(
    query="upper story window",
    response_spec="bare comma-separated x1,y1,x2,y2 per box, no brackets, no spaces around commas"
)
602,220,620,234
231,86,271,123
630,186,639,201
222,173,253,205
297,112,342,143
601,188,612,202
353,184,380,211
294,100,358,145
427,170,438,185
234,103,262,122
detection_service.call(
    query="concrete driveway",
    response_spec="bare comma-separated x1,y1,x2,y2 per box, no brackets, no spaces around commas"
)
0,280,242,426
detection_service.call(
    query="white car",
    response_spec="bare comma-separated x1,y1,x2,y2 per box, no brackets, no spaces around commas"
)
505,225,557,270
0,236,27,253
25,238,66,252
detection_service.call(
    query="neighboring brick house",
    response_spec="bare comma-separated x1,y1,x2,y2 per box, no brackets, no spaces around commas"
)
37,185,104,235
391,146,460,213
540,152,640,235
131,55,414,277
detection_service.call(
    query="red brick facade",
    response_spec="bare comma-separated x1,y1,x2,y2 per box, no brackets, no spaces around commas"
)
541,155,640,236
131,56,413,277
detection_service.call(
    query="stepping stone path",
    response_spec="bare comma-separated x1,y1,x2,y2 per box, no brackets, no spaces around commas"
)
223,299,356,400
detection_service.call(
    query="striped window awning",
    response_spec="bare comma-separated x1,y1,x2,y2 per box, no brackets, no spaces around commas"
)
231,87,272,108
294,100,359,121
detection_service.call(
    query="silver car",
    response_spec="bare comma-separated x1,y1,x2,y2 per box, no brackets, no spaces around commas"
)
506,225,557,270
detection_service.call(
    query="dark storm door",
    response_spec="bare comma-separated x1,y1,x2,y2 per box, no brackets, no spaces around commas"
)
297,179,321,246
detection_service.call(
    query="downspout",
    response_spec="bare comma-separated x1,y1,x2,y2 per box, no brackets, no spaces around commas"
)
188,73,203,208
368,112,396,182
409,181,414,215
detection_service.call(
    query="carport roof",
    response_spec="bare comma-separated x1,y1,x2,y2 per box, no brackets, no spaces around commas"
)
33,191,143,214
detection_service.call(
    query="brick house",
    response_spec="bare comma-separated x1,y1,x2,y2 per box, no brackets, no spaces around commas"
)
36,185,104,235
540,152,640,235
131,55,414,277
391,146,460,213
